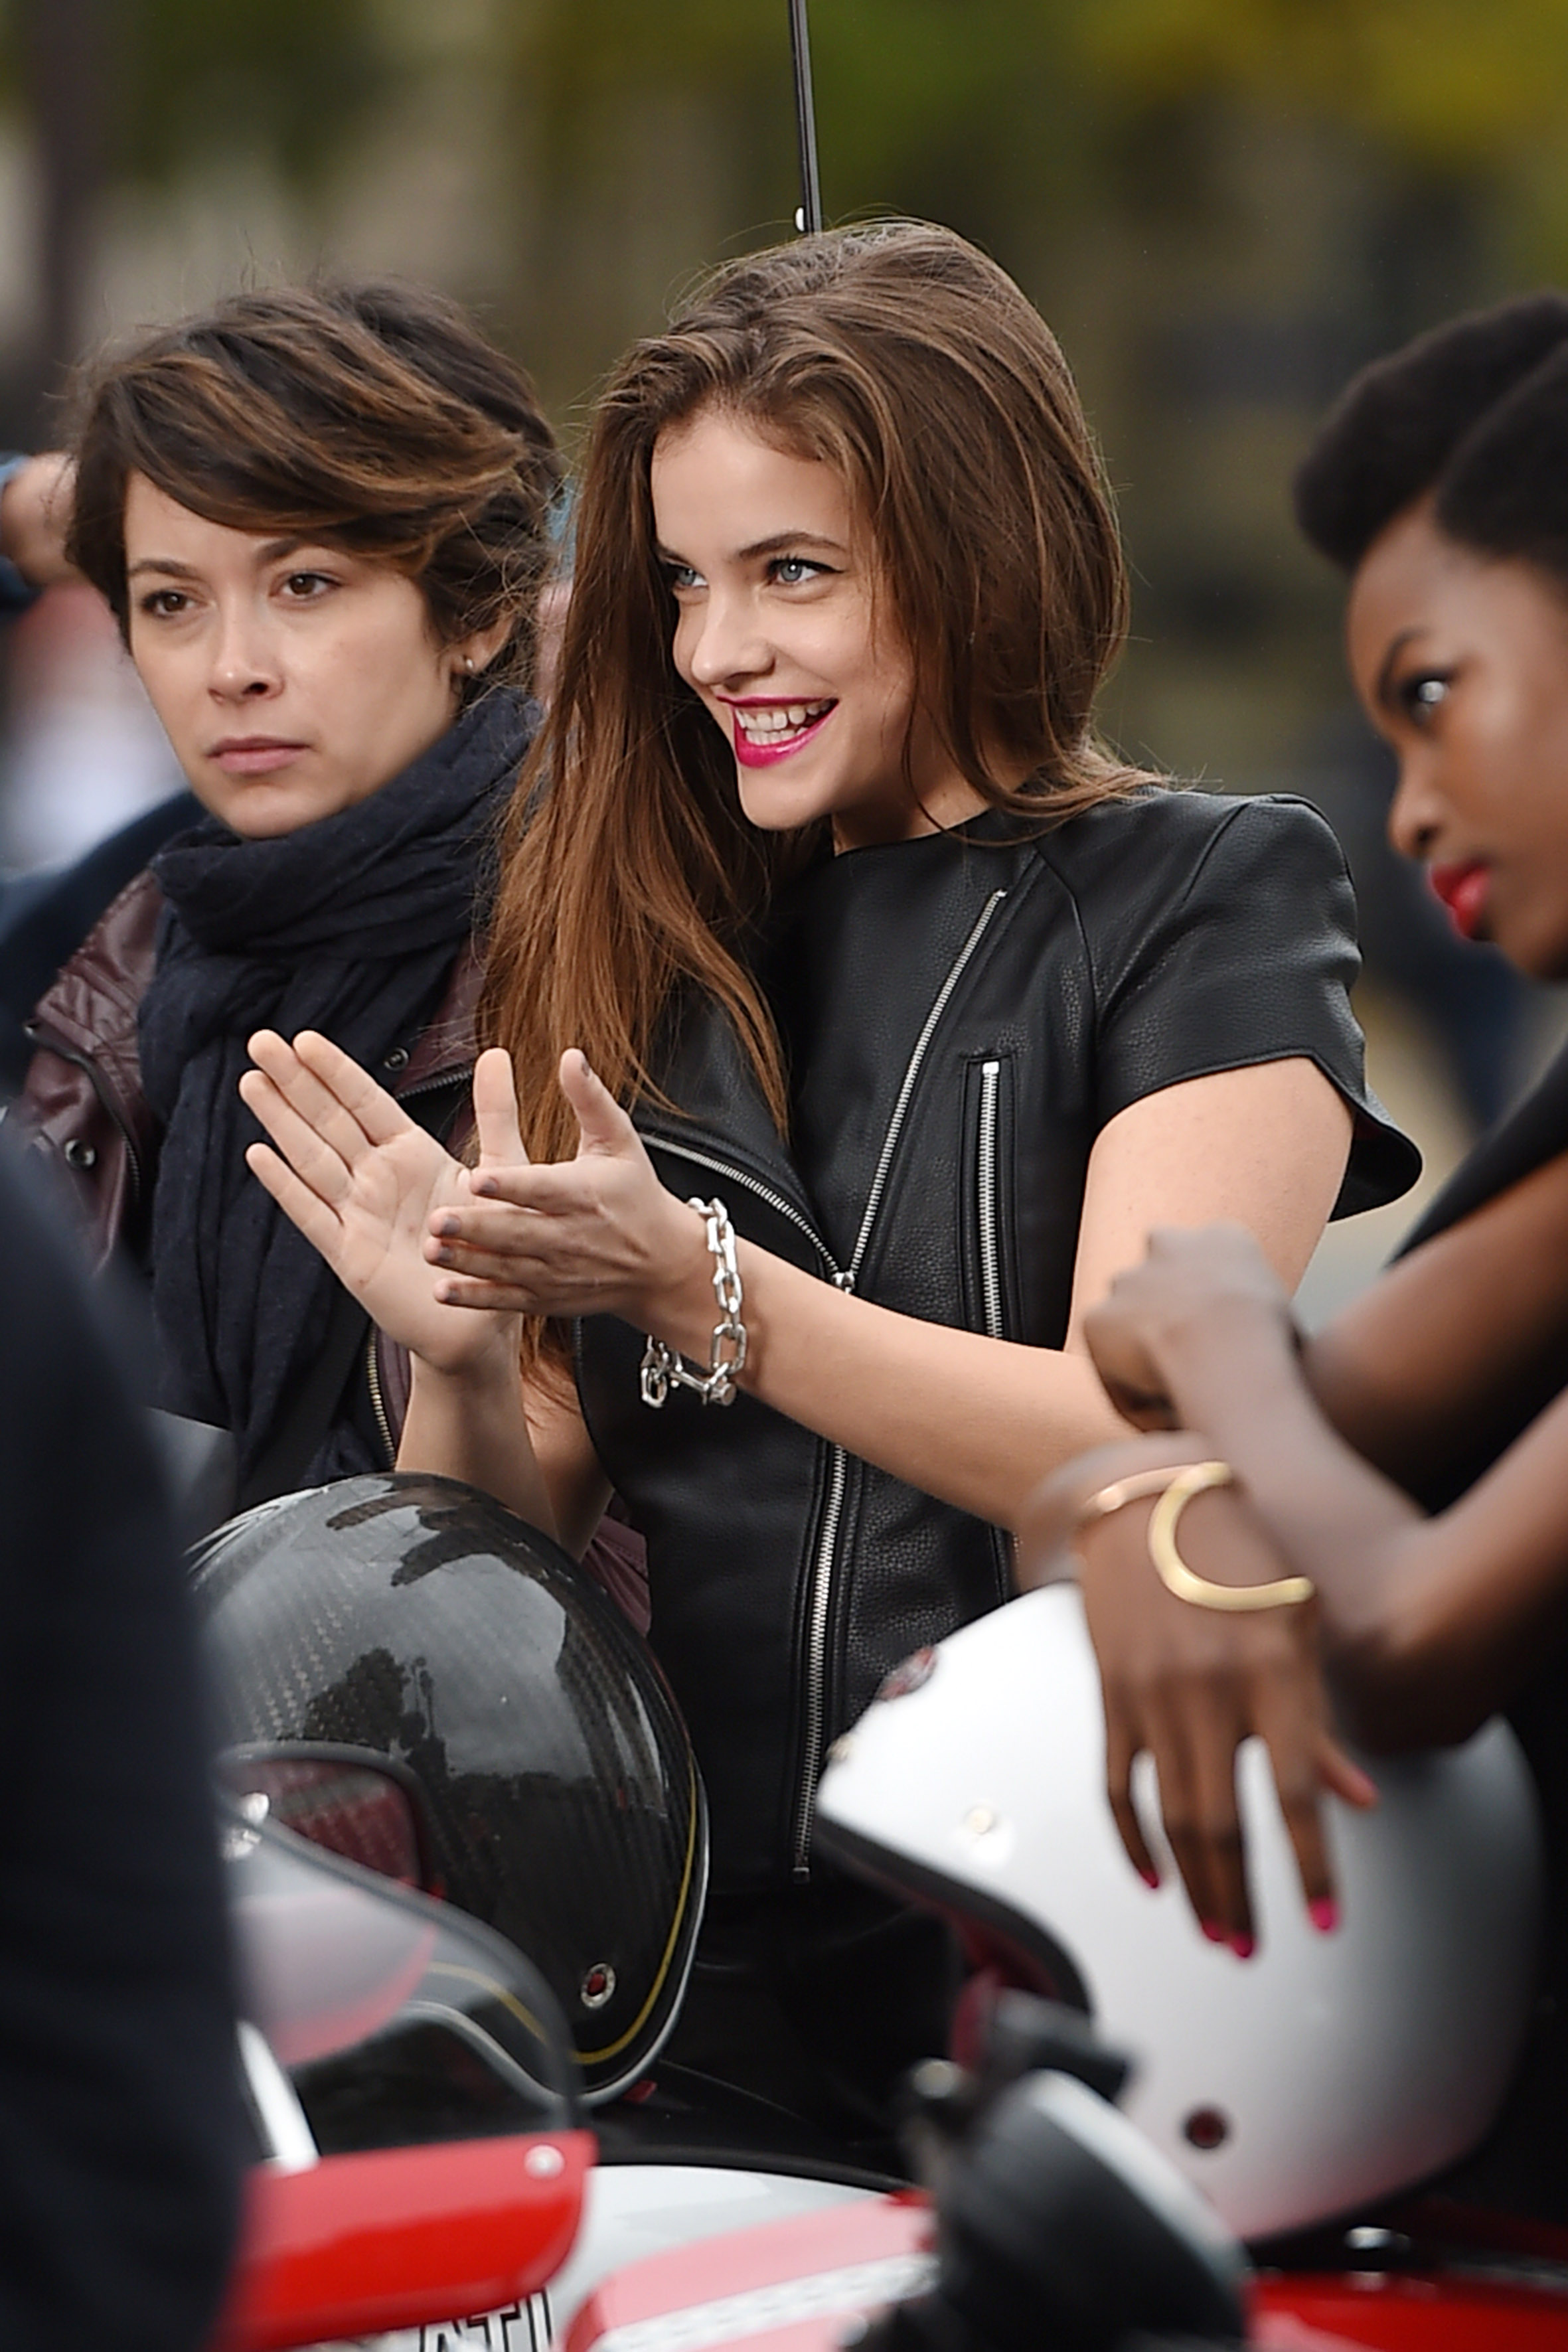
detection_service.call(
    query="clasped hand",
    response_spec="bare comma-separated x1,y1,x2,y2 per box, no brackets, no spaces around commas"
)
1081,1221,1298,1429
239,1031,706,1374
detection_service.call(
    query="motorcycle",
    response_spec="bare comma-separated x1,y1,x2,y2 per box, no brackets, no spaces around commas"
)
199,1476,1568,2352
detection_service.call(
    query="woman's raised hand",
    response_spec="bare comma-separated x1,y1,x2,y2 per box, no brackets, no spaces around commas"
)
240,1030,520,1377
424,1048,704,1326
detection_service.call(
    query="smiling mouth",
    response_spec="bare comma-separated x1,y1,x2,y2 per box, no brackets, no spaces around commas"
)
725,699,836,769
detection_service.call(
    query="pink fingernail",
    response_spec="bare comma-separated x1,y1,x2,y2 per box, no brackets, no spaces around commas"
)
1230,1932,1255,1961
1200,1919,1226,1944
1308,1897,1339,1935
1137,1867,1160,1891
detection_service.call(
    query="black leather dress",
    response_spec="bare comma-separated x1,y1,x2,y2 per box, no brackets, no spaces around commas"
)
576,790,1419,1907
1391,1034,1568,2220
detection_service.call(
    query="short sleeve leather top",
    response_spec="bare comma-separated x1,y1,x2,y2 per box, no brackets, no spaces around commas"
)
576,784,1418,1894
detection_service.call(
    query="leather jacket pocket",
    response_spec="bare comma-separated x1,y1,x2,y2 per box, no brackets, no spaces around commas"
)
959,1049,1021,1342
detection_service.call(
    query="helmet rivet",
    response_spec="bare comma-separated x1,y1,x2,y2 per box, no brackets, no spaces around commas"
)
1183,2106,1231,2152
963,1805,998,1837
581,1962,617,2009
524,2143,566,2177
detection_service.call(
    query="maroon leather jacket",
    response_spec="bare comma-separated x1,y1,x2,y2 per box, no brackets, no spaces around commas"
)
13,868,650,1627
17,868,481,1277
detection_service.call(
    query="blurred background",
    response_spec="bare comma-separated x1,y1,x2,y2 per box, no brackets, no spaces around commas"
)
1,0,1565,1304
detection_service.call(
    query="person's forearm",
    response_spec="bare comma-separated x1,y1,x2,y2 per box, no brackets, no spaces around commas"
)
397,1350,559,1541
1141,1308,1568,1747
1302,1148,1568,1486
645,1242,1125,1529
1143,1306,1419,1616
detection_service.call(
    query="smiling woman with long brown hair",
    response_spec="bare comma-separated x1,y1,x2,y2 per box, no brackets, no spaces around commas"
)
242,219,1415,2152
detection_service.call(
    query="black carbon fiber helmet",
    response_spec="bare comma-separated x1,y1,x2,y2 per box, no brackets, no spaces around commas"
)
192,1472,707,2102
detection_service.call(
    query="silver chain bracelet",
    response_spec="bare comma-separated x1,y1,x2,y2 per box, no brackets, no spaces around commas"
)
639,1198,748,1408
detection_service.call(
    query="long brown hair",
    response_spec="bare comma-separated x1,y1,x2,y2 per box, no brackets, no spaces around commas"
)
68,281,562,704
485,220,1147,1238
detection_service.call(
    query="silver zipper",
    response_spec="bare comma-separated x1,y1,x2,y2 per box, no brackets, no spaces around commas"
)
638,1135,853,1872
791,888,1009,1874
792,1442,849,1875
645,1137,849,1286
366,1328,396,1465
846,892,1007,1285
977,1058,1003,1340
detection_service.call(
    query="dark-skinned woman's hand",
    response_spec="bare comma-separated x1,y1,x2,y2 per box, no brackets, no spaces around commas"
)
1019,1436,1377,1952
1081,1222,1298,1431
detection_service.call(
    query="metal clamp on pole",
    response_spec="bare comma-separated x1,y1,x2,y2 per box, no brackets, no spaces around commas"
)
789,0,823,233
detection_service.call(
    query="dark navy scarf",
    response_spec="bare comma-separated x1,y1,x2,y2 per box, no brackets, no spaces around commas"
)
139,692,531,1480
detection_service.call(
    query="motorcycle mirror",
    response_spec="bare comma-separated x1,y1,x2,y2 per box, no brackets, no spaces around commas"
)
213,2129,591,2351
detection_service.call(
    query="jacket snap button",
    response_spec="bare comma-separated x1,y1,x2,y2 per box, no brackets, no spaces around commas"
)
63,1138,97,1169
383,1046,410,1072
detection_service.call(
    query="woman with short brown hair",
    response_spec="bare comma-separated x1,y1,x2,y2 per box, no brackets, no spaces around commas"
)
19,279,562,1503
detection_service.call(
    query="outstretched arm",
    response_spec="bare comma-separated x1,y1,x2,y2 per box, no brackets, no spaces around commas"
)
428,1051,1352,1531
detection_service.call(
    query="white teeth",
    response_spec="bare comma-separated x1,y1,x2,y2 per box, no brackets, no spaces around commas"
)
734,699,832,744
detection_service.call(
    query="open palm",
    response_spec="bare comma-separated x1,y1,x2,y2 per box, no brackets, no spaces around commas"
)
240,1029,518,1377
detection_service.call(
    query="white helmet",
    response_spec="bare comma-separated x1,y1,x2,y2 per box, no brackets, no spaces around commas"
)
813,1584,1543,2242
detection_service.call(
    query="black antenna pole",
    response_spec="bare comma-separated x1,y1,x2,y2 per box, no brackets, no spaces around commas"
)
788,0,823,234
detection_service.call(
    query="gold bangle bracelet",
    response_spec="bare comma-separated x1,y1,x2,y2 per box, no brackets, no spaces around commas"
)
1074,1458,1315,1613
1147,1460,1315,1613
1075,1462,1204,1530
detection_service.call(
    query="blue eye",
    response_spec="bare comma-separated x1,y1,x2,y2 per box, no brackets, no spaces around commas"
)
771,556,823,586
663,562,703,593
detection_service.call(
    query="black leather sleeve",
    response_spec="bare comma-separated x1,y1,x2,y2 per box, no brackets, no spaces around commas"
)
1049,791,1421,1219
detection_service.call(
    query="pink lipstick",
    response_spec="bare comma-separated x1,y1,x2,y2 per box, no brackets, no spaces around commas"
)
722,698,836,770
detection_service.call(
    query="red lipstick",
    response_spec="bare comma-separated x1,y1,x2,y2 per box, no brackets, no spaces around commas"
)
1428,862,1490,941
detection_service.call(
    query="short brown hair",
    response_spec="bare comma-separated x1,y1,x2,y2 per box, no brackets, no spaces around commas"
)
68,281,563,701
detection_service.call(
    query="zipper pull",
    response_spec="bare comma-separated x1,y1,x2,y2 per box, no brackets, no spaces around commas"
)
834,1269,856,1293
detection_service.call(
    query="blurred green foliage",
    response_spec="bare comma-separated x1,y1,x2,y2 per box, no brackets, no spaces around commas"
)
4,0,1567,789
108,0,394,187
38,0,1568,240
